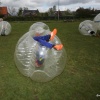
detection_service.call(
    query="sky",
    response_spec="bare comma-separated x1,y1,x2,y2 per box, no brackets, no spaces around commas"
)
1,0,100,12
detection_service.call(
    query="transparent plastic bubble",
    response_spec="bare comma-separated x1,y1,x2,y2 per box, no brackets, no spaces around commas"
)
94,13,100,30
29,22,50,33
0,21,11,36
79,20,97,36
14,30,66,82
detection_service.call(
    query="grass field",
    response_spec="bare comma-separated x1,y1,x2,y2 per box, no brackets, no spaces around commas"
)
0,21,100,100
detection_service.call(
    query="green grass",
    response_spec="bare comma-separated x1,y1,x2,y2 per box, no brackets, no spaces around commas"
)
0,21,100,100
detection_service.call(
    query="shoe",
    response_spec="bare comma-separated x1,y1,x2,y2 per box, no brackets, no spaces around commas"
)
35,60,43,67
53,44,63,50
50,28,57,40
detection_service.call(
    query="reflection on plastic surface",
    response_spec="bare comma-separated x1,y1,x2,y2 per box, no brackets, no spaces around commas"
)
14,30,66,82
0,21,11,36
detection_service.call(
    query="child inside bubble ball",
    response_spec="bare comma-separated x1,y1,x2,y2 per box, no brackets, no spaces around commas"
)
33,29,63,67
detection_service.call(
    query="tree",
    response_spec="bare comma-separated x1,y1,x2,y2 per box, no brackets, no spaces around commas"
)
8,7,17,16
75,7,92,18
48,8,53,16
53,5,56,12
62,9,72,16
17,7,23,16
48,5,56,16
23,7,28,10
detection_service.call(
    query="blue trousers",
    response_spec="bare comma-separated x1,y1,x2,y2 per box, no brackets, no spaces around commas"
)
33,35,54,49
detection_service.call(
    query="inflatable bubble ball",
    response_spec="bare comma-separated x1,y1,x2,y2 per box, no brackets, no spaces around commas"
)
79,20,97,36
0,18,3,22
14,30,66,82
94,13,100,30
0,21,11,36
29,22,50,32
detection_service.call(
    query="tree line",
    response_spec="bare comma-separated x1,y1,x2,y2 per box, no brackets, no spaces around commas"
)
3,6,100,21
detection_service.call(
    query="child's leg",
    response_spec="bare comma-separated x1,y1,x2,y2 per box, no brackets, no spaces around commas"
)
33,35,50,41
38,39,54,49
33,35,54,49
